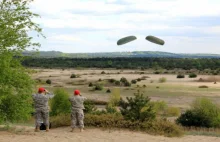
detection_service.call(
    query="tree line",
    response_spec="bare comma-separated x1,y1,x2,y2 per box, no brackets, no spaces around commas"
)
22,57,220,70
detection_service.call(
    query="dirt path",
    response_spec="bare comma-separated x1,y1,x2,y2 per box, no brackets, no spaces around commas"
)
1,126,220,142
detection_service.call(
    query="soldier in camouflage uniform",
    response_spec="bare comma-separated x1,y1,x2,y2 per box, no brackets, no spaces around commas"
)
69,90,86,132
32,87,50,132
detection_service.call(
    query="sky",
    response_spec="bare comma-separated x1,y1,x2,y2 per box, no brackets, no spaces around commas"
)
30,0,220,54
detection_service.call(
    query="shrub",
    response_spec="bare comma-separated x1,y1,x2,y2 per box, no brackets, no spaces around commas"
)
105,103,118,114
199,85,208,88
177,74,185,78
84,100,97,114
51,114,183,137
70,74,76,78
50,88,71,116
106,88,111,93
137,85,140,88
154,71,160,74
98,78,102,82
87,99,108,105
115,81,121,86
109,79,116,83
109,89,121,106
101,71,106,74
143,85,147,88
131,80,137,84
94,84,103,91
159,77,167,83
46,79,52,84
137,78,142,82
124,81,131,87
119,90,156,122
150,101,168,115
120,77,128,83
189,73,197,78
176,98,220,128
88,82,93,87
165,107,180,117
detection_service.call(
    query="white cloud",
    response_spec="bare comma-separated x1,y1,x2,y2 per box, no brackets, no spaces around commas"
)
49,34,82,42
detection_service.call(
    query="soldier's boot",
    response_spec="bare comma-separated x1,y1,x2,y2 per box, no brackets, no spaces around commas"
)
80,128,84,132
35,126,40,132
46,126,49,132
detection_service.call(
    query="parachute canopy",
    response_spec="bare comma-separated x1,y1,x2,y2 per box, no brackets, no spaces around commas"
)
117,36,137,45
146,35,165,45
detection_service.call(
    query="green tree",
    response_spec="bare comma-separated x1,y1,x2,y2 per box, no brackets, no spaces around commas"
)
0,0,44,123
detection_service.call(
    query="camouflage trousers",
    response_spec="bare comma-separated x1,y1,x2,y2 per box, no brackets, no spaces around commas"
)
71,109,84,128
35,108,49,127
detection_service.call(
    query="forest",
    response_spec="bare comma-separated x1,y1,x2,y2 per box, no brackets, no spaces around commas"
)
22,57,220,71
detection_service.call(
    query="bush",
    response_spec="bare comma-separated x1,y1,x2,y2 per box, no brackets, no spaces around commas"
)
119,90,156,122
165,107,180,117
101,71,106,74
115,81,121,86
143,85,147,88
98,78,102,82
87,99,108,105
70,74,76,78
109,79,116,83
150,101,168,115
159,77,167,83
106,88,111,93
88,82,93,87
189,73,197,78
84,100,97,114
51,114,183,137
120,77,128,83
131,80,137,84
46,79,52,84
176,98,220,128
109,89,120,106
94,84,103,91
50,88,71,116
137,78,142,82
199,85,208,88
154,71,160,74
177,74,185,78
124,81,131,87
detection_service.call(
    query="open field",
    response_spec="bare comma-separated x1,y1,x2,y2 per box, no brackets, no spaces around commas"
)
32,68,220,110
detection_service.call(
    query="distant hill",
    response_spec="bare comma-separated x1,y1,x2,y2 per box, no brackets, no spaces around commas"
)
23,51,220,58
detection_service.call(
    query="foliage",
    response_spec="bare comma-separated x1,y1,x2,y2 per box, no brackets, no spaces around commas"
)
119,90,156,122
101,71,106,74
115,80,120,86
199,85,208,88
93,84,103,91
159,77,167,83
150,101,168,115
177,98,220,128
70,74,76,78
131,79,137,84
88,82,93,87
120,77,127,83
46,79,51,84
0,0,43,124
51,113,183,137
189,73,197,78
165,107,181,117
108,79,116,83
106,88,111,93
50,88,71,116
23,57,220,71
137,78,142,82
124,81,131,87
84,100,97,114
177,74,185,78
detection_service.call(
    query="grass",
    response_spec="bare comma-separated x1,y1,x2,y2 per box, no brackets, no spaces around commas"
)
184,127,220,137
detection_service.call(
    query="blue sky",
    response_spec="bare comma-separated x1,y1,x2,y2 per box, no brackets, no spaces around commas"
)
30,0,220,53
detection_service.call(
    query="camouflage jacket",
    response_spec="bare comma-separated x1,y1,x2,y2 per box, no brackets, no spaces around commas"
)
69,95,87,110
32,93,50,110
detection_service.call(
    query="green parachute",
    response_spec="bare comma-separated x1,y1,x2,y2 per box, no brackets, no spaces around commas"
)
145,35,165,45
117,36,137,45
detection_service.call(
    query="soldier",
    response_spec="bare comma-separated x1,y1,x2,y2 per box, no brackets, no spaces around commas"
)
32,87,50,132
69,90,86,132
